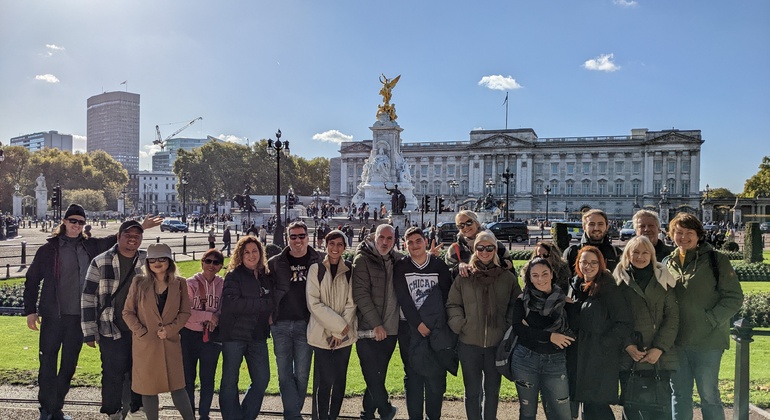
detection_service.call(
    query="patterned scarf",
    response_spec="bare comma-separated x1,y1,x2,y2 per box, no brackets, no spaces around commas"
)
522,284,571,334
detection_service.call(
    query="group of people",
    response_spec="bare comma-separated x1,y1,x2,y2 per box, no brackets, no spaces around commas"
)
23,202,743,420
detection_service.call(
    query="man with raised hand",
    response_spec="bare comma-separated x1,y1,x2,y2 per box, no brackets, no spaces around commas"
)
352,224,403,420
269,221,325,419
81,220,150,420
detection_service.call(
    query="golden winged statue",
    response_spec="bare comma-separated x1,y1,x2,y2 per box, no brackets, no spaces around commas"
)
377,74,401,121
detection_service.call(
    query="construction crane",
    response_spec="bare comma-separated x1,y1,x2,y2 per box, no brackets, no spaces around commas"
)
154,116,203,150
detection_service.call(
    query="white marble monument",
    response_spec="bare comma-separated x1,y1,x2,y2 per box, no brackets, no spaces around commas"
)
35,174,48,219
351,74,418,214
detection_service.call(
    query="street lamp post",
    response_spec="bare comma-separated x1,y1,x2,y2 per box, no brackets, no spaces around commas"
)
0,146,6,240
448,180,459,212
313,187,321,219
544,185,552,223
120,189,127,218
181,172,189,223
267,129,289,248
499,168,514,221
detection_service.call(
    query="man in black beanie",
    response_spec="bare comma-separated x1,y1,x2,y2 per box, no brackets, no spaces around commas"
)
24,204,161,420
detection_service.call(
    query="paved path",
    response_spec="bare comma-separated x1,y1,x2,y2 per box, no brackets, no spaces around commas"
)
0,385,767,419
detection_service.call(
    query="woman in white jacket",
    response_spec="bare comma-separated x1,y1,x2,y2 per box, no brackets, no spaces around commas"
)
306,229,358,420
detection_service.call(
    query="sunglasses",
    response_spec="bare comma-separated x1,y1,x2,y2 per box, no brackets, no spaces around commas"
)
475,245,496,253
66,218,87,225
203,258,223,265
289,234,308,240
456,220,475,229
147,257,169,264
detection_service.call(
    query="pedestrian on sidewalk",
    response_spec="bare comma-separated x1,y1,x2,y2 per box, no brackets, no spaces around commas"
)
122,243,195,420
208,227,216,249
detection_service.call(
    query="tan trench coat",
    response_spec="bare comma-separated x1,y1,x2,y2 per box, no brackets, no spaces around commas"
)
123,275,191,395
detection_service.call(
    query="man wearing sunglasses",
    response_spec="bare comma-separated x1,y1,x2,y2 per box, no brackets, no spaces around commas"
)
25,205,160,420
268,221,325,419
81,219,159,420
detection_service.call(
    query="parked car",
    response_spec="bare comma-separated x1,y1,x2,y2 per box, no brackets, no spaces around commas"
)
619,221,636,241
160,219,189,233
760,222,770,233
435,222,459,244
485,221,529,243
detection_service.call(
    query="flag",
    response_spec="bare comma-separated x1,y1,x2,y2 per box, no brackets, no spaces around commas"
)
120,80,127,85
502,92,508,106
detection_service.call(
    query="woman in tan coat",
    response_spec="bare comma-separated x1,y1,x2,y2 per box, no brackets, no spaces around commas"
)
123,243,194,420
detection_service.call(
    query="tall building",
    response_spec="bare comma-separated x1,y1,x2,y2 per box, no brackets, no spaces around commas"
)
334,127,704,220
151,136,216,172
134,171,179,215
10,131,73,152
87,91,140,174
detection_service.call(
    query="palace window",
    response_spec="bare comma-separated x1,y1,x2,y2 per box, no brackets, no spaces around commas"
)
598,180,607,196
582,180,591,195
566,181,574,196
566,162,575,176
615,161,624,174
682,160,690,173
668,160,676,173
681,182,690,196
615,181,623,197
654,160,662,173
582,162,591,175
632,161,641,175
551,162,559,176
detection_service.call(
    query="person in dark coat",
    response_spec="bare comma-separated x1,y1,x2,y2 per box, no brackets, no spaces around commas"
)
221,225,232,256
613,236,679,419
567,245,634,420
563,209,622,276
218,236,275,420
393,227,453,420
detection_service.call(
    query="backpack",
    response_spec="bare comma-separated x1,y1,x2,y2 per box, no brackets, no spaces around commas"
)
316,260,352,284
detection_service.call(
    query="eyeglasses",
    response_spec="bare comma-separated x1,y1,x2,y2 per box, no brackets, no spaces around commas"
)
475,245,496,253
147,257,169,264
456,220,475,229
579,260,600,267
203,258,223,265
289,234,308,240
66,218,87,225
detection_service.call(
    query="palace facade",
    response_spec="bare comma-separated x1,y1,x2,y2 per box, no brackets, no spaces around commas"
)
331,127,704,220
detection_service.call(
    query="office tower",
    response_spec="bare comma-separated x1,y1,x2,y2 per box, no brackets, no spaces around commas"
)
87,91,140,174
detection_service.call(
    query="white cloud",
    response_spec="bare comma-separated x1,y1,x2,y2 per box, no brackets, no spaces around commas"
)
478,75,522,91
215,134,248,144
35,74,60,83
140,143,163,158
73,135,87,153
613,0,638,7
583,54,621,72
46,44,65,51
312,130,353,144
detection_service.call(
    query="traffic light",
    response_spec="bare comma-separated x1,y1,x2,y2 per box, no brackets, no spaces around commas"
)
438,197,445,213
423,195,431,213
51,187,59,207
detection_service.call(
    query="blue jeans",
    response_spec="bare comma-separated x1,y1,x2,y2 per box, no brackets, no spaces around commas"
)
219,340,270,420
671,347,725,420
271,319,312,419
181,327,222,420
511,346,572,420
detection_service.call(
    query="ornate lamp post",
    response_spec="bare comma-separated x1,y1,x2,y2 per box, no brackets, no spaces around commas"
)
181,172,189,223
0,146,6,240
119,188,127,218
448,180,459,211
267,129,289,247
313,187,322,218
563,205,569,221
499,168,514,221
485,178,495,195
544,185,552,223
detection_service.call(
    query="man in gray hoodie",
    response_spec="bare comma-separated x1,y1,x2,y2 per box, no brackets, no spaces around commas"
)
352,224,402,420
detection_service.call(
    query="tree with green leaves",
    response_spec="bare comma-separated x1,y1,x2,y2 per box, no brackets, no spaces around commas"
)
744,156,770,198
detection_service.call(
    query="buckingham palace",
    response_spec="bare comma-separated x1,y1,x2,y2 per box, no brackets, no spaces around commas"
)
331,127,704,220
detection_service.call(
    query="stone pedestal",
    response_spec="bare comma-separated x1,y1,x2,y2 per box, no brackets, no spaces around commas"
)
117,198,125,215
702,207,713,224
12,193,23,217
35,186,48,219
352,114,418,213
659,202,670,225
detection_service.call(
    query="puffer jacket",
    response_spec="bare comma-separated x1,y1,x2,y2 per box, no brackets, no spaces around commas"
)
351,235,404,333
306,258,358,349
665,242,743,350
614,262,679,371
446,266,519,348
218,265,275,342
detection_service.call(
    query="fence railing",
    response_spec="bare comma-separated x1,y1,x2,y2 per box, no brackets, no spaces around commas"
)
731,319,770,420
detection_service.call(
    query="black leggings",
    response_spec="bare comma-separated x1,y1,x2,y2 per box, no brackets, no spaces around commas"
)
141,388,195,420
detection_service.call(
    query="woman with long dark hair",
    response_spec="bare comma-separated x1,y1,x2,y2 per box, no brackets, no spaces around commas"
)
122,243,194,420
568,246,633,420
181,249,226,420
218,236,275,420
511,257,575,420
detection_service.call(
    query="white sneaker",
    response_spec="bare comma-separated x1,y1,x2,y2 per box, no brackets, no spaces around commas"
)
125,408,147,419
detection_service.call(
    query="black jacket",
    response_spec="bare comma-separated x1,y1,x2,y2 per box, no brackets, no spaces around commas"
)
24,234,117,318
563,233,622,276
218,265,275,342
268,245,325,321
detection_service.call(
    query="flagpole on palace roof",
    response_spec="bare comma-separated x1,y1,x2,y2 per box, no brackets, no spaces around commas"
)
503,92,509,129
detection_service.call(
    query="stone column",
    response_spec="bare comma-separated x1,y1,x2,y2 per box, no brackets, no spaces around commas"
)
35,185,48,219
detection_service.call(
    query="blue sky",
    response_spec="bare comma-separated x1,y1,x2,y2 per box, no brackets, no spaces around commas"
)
1,0,768,193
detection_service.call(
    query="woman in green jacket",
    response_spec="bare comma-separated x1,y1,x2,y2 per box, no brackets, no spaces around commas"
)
614,235,679,419
446,231,521,420
665,213,743,420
